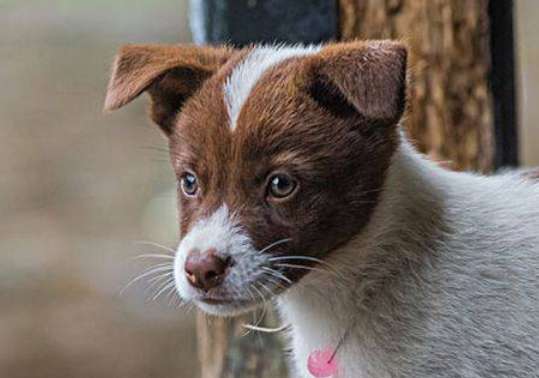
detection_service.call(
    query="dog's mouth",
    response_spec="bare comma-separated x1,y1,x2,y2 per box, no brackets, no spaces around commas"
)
190,272,292,315
194,262,321,306
178,253,332,317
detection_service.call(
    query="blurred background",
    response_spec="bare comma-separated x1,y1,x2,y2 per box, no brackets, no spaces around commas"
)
0,1,538,377
1,1,198,377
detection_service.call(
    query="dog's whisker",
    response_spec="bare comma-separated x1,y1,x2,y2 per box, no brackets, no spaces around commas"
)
261,266,293,285
166,284,180,306
133,240,176,253
355,188,383,196
241,323,291,334
268,255,340,275
133,253,174,260
245,286,257,304
269,255,328,265
258,238,292,254
260,272,288,290
251,283,267,304
146,272,173,286
151,279,176,301
273,262,337,276
176,298,189,309
185,302,196,314
146,272,174,292
241,288,268,337
258,280,274,297
164,286,179,306
120,265,174,295
142,262,174,269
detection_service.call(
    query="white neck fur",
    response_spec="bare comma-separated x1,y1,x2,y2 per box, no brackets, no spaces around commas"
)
278,133,539,378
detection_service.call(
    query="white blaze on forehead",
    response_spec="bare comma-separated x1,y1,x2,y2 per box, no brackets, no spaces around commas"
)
223,45,320,130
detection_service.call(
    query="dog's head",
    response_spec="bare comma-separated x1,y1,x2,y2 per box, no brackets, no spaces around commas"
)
105,41,407,315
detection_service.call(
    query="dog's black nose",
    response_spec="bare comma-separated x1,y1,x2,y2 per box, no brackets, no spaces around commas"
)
184,248,231,291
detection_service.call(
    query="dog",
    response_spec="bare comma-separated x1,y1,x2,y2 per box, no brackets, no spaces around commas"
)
105,41,539,377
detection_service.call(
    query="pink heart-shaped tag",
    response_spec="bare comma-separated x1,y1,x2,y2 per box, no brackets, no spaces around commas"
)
307,348,339,377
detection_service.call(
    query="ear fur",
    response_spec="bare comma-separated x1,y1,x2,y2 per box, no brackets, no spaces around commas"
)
104,44,233,134
305,40,407,123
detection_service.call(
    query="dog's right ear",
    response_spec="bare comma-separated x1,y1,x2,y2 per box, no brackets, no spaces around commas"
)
104,44,233,135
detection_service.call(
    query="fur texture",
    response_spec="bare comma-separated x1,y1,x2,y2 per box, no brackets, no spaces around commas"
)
224,45,320,130
105,41,539,378
280,137,539,377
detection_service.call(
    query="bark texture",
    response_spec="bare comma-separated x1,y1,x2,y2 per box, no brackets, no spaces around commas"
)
197,1,496,377
340,0,495,172
197,311,288,378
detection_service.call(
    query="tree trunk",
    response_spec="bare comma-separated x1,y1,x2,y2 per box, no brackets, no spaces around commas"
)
196,1,497,377
339,0,495,172
197,311,288,378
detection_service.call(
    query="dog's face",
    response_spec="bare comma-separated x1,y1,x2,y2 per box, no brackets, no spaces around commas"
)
105,41,407,315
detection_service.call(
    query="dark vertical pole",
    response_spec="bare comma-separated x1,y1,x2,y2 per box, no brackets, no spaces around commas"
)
189,0,338,46
488,0,519,168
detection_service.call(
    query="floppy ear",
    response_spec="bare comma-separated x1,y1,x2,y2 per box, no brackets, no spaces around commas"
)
104,44,233,135
304,40,407,124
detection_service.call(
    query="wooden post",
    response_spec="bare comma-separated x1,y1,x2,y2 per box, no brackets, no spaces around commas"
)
197,312,288,378
339,0,496,172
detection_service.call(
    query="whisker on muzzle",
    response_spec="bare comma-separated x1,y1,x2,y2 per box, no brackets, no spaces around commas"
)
120,263,174,295
272,262,339,277
150,278,176,302
133,254,175,261
261,266,293,285
241,284,269,337
132,240,176,254
258,238,292,254
146,272,174,293
260,272,289,290
241,323,291,334
268,255,340,275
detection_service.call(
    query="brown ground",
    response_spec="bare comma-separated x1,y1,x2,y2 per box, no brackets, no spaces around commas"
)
0,1,199,377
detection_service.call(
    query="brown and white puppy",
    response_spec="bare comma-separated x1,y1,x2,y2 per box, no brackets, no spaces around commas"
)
105,42,539,378
105,41,404,313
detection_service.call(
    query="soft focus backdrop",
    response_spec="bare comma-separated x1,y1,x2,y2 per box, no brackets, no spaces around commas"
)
517,1,539,167
0,1,538,377
1,1,199,377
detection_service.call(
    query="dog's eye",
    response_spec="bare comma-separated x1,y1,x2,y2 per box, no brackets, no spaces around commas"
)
268,173,297,199
180,172,199,197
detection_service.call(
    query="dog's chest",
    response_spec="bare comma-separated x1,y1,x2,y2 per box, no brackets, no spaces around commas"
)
278,292,384,378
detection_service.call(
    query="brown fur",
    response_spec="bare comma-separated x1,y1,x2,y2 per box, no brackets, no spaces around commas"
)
104,44,234,134
105,40,407,284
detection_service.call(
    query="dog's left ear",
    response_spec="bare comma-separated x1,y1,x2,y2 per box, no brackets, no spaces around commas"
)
104,44,233,135
304,40,407,124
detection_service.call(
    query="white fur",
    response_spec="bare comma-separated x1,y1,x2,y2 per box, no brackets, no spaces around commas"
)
278,135,539,378
174,205,269,315
223,45,320,130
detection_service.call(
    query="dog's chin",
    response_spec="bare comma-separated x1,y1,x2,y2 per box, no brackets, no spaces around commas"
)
194,298,263,317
